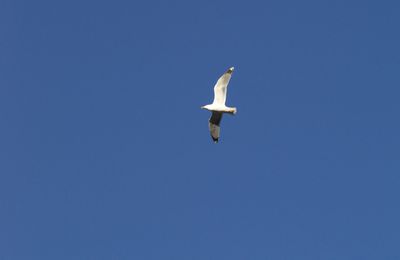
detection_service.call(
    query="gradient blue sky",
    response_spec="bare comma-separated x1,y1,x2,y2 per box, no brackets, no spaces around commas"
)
1,0,400,259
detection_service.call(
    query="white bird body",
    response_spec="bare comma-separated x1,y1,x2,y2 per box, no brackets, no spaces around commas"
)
201,104,236,114
201,67,237,143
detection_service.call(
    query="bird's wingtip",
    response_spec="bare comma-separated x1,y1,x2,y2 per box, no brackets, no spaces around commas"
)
227,67,234,74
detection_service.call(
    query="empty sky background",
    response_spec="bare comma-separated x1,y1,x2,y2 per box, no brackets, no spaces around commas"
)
1,0,400,259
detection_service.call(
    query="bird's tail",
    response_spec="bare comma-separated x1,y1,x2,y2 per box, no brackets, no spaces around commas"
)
227,107,237,115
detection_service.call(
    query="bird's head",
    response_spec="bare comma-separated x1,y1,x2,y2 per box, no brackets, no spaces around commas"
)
201,104,212,111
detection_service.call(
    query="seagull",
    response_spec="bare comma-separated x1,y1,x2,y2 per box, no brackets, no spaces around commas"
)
201,67,237,143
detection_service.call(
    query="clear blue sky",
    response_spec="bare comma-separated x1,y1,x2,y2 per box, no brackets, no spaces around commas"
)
1,0,400,259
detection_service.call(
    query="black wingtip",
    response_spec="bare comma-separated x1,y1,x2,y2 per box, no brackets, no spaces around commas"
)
212,137,219,143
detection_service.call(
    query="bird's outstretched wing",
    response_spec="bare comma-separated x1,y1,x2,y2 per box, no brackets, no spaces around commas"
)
209,111,223,143
213,67,234,105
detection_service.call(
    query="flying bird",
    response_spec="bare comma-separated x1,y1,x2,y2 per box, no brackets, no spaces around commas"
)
201,67,237,143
